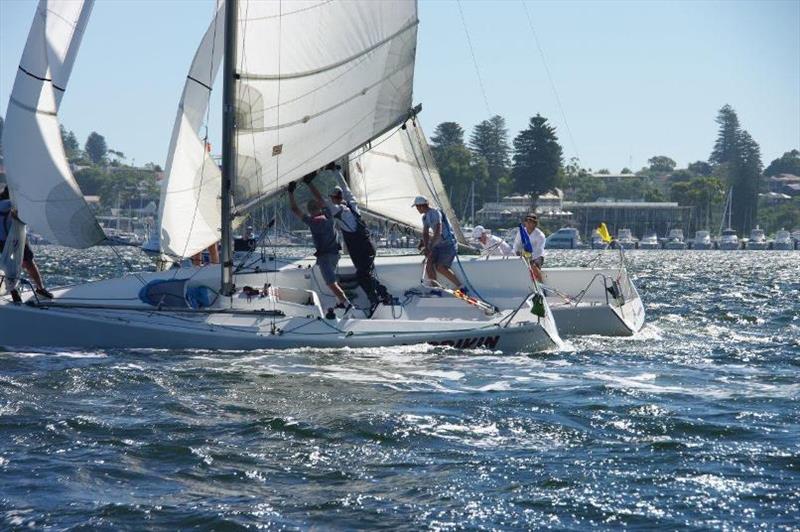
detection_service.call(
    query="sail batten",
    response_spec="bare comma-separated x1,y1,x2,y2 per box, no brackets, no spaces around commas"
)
2,0,104,248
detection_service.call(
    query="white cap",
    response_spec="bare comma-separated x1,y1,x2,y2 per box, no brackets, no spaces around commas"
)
472,225,486,240
330,185,343,196
412,195,429,207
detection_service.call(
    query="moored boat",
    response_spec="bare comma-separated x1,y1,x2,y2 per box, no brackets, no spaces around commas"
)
546,227,582,249
616,228,638,249
690,230,713,250
638,232,660,249
663,228,687,250
745,225,768,250
772,229,793,250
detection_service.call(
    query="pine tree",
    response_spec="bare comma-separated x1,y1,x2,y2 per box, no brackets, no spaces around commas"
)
710,104,740,166
469,115,511,203
511,114,563,203
430,121,487,219
85,131,108,165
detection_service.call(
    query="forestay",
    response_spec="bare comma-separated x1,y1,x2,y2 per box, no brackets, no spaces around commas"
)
159,1,225,260
2,0,104,248
347,120,466,244
231,0,418,214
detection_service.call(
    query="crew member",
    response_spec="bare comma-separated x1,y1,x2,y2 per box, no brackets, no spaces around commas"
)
0,185,53,299
412,195,466,292
472,225,512,256
287,179,351,311
512,213,546,281
305,164,391,312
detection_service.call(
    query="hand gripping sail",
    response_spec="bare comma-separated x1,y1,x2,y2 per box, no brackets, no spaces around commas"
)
159,0,225,260
231,0,418,214
347,119,466,244
1,0,104,248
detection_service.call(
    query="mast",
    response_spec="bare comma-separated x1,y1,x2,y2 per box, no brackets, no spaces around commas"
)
220,0,237,296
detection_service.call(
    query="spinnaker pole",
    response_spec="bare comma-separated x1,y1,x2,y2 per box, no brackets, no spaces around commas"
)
220,0,237,296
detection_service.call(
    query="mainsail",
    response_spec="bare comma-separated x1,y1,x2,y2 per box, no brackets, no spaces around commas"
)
159,1,225,259
2,0,104,248
347,120,466,244
231,0,418,215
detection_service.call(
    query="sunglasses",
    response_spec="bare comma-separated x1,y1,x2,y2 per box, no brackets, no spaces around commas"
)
525,218,538,222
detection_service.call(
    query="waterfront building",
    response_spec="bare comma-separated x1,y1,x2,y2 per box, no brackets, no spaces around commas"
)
564,199,693,239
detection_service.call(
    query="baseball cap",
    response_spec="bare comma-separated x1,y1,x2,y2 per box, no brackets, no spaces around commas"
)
472,225,486,240
411,195,429,207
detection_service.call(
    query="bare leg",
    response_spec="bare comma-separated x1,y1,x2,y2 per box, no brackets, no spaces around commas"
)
22,259,45,290
531,262,543,282
424,260,437,284
436,264,463,289
327,282,349,305
191,252,202,266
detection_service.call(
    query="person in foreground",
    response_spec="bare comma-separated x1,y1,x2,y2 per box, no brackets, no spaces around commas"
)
304,163,391,313
287,178,351,312
472,225,512,256
413,195,466,292
513,213,546,282
0,185,53,299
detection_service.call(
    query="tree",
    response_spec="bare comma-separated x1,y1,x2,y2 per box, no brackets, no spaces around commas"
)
648,155,677,173
430,122,465,150
511,114,563,203
563,157,605,202
709,104,740,166
469,115,511,203
708,105,763,233
430,121,488,219
620,167,632,174
85,131,108,165
688,160,712,176
669,169,693,182
670,176,725,229
60,125,80,160
764,149,800,177
596,168,610,175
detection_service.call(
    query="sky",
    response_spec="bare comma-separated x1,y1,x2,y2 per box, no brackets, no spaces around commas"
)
1,0,798,173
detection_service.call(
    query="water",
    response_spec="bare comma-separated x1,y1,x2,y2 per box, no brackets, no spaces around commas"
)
1,248,798,530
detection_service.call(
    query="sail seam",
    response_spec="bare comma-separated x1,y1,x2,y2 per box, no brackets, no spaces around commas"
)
237,18,418,81
186,75,213,91
9,96,57,117
18,65,65,92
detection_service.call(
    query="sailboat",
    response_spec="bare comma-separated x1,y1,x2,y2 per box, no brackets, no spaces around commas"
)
0,0,561,353
718,188,740,250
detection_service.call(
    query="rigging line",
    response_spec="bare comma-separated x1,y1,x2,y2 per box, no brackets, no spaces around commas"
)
455,0,492,117
520,0,581,162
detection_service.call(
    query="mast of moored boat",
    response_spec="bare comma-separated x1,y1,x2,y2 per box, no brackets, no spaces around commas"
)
220,0,238,296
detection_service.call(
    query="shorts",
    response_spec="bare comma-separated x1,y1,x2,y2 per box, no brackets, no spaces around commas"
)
0,240,34,262
430,242,457,269
316,252,340,285
531,256,544,268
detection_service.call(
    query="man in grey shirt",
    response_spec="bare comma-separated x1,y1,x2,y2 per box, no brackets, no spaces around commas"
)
413,195,465,292
287,179,351,311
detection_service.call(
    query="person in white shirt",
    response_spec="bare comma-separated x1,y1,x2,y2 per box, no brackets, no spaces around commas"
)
512,213,546,281
472,225,512,256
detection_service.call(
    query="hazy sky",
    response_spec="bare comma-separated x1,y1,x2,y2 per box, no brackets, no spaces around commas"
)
1,0,798,172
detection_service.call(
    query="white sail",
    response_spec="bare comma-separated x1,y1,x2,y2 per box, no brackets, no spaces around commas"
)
231,0,418,214
1,0,104,248
348,120,466,244
158,1,225,259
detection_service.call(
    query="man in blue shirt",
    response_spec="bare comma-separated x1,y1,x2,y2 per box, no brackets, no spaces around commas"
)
413,195,465,292
0,185,52,299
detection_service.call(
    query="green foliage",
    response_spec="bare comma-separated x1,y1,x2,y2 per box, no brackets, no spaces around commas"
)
670,175,726,228
596,168,610,175
648,155,677,173
60,125,81,160
98,167,159,210
511,114,563,201
620,167,632,174
764,149,800,177
708,105,763,233
759,197,800,233
430,122,489,219
688,160,712,176
469,115,511,204
710,104,740,166
669,169,693,182
74,167,106,196
85,131,108,165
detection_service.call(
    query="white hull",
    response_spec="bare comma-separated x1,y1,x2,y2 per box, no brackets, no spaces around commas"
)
691,242,713,250
663,242,687,250
541,266,645,336
0,255,562,354
773,242,793,250
745,242,768,250
719,242,740,250
638,242,660,249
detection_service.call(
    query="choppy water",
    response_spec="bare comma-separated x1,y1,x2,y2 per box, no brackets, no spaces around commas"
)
1,247,798,530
